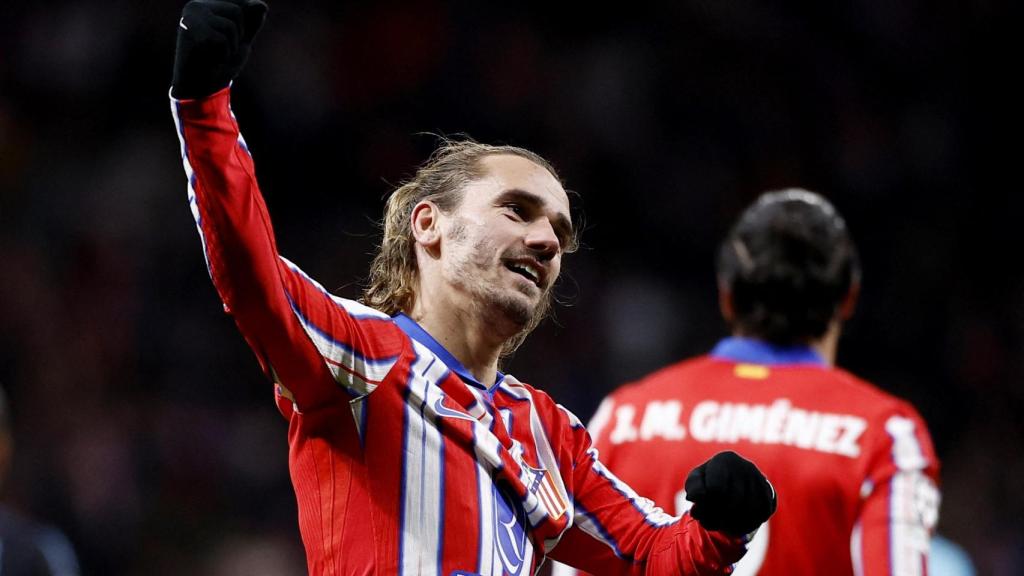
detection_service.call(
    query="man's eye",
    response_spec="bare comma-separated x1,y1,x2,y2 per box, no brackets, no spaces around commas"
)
505,203,524,217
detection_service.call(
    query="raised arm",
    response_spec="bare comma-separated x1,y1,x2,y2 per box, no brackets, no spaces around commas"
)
170,0,405,411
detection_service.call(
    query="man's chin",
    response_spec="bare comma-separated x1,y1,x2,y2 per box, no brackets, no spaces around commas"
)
484,292,540,331
497,301,535,330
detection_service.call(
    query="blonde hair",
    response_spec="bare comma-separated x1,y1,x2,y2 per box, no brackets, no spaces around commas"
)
362,138,575,354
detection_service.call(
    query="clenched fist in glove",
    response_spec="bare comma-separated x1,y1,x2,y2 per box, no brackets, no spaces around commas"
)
685,451,777,537
172,0,268,99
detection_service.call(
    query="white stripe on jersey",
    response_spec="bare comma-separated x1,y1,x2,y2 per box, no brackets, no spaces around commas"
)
890,472,923,576
851,520,864,576
235,129,249,151
277,258,397,395
400,341,450,576
885,415,932,576
476,453,496,574
462,383,492,422
170,98,212,277
885,416,927,471
565,453,675,561
286,296,398,395
550,561,578,576
586,449,677,527
470,403,503,472
572,503,624,559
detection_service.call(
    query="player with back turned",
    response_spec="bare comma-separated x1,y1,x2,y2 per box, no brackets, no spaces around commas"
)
555,190,940,576
168,1,776,574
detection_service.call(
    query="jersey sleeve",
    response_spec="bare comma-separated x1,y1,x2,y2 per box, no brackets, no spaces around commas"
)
547,406,747,575
855,404,941,576
170,87,406,411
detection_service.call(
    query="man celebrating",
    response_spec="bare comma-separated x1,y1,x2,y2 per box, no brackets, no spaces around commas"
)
556,190,940,575
169,1,776,573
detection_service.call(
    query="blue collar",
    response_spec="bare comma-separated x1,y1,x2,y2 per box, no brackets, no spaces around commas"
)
710,337,827,367
393,313,503,390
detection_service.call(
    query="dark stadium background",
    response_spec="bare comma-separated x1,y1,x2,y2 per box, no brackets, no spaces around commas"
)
1,1,1019,574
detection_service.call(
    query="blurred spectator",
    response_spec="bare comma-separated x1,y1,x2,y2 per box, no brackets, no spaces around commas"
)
0,387,80,576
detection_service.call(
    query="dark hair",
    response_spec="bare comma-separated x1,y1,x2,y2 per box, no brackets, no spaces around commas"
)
716,189,861,345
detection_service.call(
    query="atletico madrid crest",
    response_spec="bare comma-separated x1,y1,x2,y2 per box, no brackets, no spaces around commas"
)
524,464,568,520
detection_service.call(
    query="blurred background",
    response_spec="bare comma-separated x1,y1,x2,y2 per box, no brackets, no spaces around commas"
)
1,0,1019,574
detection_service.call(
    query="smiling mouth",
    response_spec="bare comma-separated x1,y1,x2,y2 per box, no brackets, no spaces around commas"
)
505,261,541,287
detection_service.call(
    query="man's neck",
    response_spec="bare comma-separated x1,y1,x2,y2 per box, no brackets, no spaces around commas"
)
409,298,507,387
811,321,841,367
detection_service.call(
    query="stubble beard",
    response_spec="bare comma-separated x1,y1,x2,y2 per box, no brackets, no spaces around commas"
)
446,220,553,337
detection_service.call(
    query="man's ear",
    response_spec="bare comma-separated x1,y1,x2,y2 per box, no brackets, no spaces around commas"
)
717,280,736,324
838,282,860,320
411,200,442,253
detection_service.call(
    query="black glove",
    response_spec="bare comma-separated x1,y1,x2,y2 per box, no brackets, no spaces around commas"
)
685,451,777,537
172,0,268,99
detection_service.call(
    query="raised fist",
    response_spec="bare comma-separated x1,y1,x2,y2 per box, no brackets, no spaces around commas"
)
685,451,777,537
172,0,268,99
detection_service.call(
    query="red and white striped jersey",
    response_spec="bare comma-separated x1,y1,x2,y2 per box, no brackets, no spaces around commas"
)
170,87,749,575
554,338,940,576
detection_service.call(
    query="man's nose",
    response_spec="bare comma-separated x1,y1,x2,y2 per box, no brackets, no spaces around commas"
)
525,219,560,259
